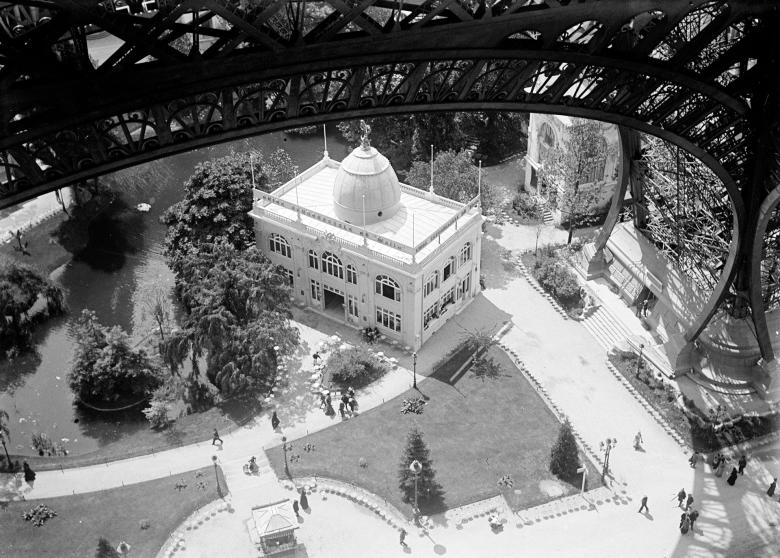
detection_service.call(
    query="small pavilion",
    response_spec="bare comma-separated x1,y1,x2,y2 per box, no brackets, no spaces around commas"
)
249,499,299,555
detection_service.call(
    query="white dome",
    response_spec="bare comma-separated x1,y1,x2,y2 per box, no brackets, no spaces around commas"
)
332,145,401,225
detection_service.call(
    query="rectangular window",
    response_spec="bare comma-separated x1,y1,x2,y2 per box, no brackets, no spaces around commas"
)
310,280,321,302
423,303,439,329
281,267,294,286
459,273,471,299
423,273,439,298
442,258,456,282
348,295,359,318
375,306,401,333
346,266,358,285
440,286,456,310
308,251,319,270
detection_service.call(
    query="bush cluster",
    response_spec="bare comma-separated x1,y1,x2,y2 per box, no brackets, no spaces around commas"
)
531,254,583,310
324,345,388,389
681,395,778,450
512,191,544,223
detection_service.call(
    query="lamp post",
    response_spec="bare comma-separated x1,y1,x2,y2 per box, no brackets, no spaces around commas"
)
635,343,645,376
282,436,293,478
412,352,418,389
599,438,617,480
409,459,422,517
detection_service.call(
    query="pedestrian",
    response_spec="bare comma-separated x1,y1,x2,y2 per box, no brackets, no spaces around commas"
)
399,528,408,548
313,352,321,366
676,488,686,508
341,393,350,409
319,392,327,409
300,489,309,510
689,452,700,468
738,454,747,475
212,428,223,446
22,462,35,487
711,452,722,470
347,386,355,398
685,494,694,511
348,397,357,413
271,411,280,431
638,495,649,514
688,509,699,531
292,499,300,517
634,431,643,450
338,401,346,419
680,512,690,534
727,467,738,486
768,478,777,497
642,298,649,317
715,457,726,478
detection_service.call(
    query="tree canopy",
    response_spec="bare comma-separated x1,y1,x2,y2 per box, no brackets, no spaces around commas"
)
67,310,163,404
161,242,299,396
398,428,444,510
162,149,297,262
0,259,65,355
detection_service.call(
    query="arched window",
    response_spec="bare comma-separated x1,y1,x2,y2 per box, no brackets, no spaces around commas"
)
321,252,344,279
442,256,457,282
346,265,358,285
459,242,472,266
269,233,291,258
375,275,401,302
308,249,319,270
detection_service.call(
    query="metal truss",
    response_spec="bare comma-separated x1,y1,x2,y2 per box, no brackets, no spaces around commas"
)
636,134,732,295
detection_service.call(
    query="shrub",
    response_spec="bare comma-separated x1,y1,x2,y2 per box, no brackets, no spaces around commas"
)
549,419,580,480
143,399,173,430
95,537,120,558
324,345,388,389
512,191,543,223
532,255,583,309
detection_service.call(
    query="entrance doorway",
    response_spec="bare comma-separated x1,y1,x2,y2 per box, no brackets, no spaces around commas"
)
323,286,345,322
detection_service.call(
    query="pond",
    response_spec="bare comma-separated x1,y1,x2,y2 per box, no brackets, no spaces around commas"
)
0,128,348,456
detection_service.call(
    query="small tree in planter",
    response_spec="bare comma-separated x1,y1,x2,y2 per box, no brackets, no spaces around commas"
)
550,418,581,481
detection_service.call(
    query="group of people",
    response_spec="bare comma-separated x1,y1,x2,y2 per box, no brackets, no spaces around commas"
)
319,387,359,420
706,452,748,486
673,488,699,534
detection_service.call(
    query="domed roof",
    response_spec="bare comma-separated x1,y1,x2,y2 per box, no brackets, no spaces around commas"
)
333,144,401,225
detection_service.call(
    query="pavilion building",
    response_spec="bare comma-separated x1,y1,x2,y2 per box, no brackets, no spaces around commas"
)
249,137,483,351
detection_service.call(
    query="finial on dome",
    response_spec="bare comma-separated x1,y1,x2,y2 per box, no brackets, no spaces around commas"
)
359,120,372,151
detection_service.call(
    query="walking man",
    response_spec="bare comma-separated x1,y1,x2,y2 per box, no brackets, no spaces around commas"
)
212,428,223,446
676,488,686,508
638,495,649,514
642,298,649,317
634,431,643,450
271,411,280,431
688,509,699,532
768,478,777,497
685,494,694,511
399,528,408,548
292,499,300,517
738,454,747,475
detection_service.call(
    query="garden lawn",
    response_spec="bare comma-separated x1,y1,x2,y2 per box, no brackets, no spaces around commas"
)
267,346,599,516
0,465,225,558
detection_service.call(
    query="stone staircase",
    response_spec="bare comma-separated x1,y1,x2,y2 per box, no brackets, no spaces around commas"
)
542,206,554,225
580,306,626,351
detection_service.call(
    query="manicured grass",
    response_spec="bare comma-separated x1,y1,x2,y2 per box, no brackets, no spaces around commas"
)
8,397,261,472
0,212,71,275
0,465,226,558
267,346,599,516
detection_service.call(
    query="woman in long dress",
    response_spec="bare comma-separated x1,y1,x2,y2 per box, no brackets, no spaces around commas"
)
727,467,738,486
714,458,726,478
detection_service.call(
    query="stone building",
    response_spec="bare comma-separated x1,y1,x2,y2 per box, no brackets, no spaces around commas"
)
250,134,482,351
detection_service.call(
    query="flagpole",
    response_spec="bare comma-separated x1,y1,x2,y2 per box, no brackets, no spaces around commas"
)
429,144,434,194
478,159,482,207
250,153,256,189
323,124,328,158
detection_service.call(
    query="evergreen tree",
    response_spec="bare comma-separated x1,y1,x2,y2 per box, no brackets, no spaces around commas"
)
549,418,581,480
95,537,120,558
398,428,442,508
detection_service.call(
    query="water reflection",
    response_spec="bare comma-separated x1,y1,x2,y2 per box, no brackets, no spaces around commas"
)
0,130,347,455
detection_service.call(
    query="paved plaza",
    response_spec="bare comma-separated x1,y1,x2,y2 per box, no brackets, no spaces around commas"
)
2,221,778,558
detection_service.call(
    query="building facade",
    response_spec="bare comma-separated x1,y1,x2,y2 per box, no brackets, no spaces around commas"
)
524,113,619,224
250,140,483,351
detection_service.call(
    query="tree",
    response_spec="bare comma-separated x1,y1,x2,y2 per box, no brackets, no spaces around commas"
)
459,111,528,164
67,310,163,404
537,119,613,244
549,418,581,480
0,259,66,354
162,149,297,264
398,428,443,509
95,537,120,558
161,242,299,396
406,149,502,213
0,409,11,469
141,285,173,343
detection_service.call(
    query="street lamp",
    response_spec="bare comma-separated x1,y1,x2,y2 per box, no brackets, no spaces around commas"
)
599,438,617,480
412,352,418,389
635,343,645,376
211,454,221,495
409,459,422,516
